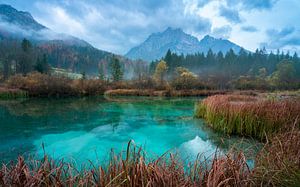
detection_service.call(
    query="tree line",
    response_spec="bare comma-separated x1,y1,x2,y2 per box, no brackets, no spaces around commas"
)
1,38,300,90
149,48,300,89
0,39,50,79
0,38,126,82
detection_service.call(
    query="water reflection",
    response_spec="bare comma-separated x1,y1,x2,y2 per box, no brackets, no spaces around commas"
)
0,97,259,165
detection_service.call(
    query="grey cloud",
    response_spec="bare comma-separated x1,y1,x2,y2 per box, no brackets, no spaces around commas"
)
241,26,258,32
226,0,279,11
219,5,241,23
262,27,300,49
212,25,232,39
32,0,212,54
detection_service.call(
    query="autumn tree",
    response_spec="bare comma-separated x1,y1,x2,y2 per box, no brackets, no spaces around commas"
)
172,67,198,89
270,60,296,88
154,60,168,85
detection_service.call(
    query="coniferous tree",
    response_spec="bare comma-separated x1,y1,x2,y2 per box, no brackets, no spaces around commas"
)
98,62,105,80
35,54,50,74
18,38,33,75
110,57,123,82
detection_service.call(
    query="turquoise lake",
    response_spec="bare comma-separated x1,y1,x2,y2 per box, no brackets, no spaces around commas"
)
0,97,257,166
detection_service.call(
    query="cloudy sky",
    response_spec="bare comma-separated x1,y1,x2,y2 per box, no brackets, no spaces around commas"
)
1,0,299,55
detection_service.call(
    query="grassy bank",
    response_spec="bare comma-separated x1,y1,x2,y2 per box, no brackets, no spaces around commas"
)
195,94,300,140
195,95,300,139
104,89,228,97
2,72,230,98
1,131,299,186
0,87,28,99
5,72,299,98
5,73,107,97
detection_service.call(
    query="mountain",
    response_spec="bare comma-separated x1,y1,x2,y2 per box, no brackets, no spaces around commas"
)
0,4,135,76
0,4,45,30
126,27,245,62
0,4,91,47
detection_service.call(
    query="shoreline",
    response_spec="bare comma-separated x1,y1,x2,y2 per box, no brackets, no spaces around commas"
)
0,87,267,99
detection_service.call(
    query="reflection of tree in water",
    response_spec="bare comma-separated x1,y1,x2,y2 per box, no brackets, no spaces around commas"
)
0,97,108,134
0,97,105,117
0,96,127,133
0,97,261,165
0,97,127,163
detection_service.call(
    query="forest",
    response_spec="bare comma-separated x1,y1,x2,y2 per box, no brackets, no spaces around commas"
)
150,49,300,90
1,38,300,93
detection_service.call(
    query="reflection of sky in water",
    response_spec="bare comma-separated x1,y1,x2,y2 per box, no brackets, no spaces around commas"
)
0,97,259,166
33,122,218,165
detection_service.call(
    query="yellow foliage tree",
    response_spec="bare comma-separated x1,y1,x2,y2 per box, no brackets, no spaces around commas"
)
172,67,198,89
154,60,168,85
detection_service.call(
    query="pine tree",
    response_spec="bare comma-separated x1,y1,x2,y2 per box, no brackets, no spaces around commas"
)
98,62,105,80
18,38,33,75
110,57,123,82
35,54,50,74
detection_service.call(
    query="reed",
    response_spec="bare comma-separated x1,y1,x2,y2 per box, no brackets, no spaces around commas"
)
0,88,28,99
1,129,299,186
253,127,300,186
0,141,251,187
195,94,300,140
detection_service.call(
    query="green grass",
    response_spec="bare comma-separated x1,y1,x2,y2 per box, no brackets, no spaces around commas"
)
0,89,28,99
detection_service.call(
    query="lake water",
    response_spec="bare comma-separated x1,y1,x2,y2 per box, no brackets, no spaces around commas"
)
0,97,257,166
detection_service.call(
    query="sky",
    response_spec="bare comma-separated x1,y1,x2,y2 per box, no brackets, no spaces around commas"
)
0,0,300,55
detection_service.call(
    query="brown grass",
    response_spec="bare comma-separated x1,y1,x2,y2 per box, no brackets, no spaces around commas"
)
0,141,251,187
253,127,300,186
104,89,229,97
0,87,28,99
1,130,299,186
195,94,300,140
6,73,107,97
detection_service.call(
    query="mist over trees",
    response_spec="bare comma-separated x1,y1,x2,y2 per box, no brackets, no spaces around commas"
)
1,37,300,90
110,57,123,82
150,48,300,89
0,39,50,78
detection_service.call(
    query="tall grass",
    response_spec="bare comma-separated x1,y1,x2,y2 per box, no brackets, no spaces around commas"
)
0,88,28,99
1,129,299,186
195,94,300,140
253,129,300,186
0,141,251,186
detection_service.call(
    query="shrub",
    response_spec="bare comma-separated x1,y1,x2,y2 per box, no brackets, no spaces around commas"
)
6,72,107,97
171,67,204,90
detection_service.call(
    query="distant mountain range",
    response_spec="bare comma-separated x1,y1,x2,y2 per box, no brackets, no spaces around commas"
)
0,4,247,75
126,27,245,62
0,4,133,75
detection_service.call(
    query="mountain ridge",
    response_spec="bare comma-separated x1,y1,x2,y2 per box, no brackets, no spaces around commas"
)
0,4,134,76
0,4,94,48
0,4,46,31
126,27,245,62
